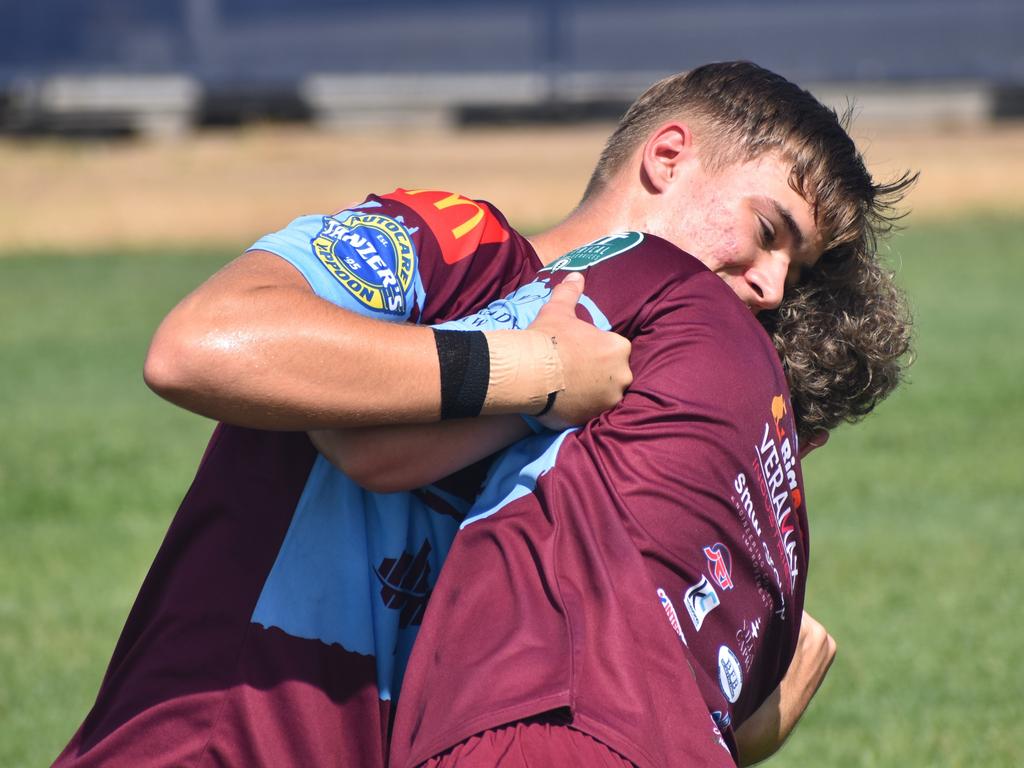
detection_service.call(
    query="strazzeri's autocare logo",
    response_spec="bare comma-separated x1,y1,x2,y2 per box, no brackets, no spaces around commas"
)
311,212,416,315
540,231,644,272
755,395,803,593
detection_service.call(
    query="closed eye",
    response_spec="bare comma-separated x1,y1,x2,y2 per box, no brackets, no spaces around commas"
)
758,216,776,249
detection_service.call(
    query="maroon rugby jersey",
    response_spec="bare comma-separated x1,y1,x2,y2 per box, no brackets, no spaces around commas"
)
53,190,542,768
392,234,810,768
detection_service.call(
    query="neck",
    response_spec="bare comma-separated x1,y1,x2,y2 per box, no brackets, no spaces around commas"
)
529,187,641,265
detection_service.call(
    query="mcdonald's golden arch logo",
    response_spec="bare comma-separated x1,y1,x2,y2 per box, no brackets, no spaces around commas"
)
383,188,510,264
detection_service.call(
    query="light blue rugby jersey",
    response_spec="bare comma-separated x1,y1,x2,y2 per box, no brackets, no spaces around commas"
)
245,206,610,701
248,204,446,701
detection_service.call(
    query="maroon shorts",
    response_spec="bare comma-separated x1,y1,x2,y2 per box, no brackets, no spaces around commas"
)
420,714,636,768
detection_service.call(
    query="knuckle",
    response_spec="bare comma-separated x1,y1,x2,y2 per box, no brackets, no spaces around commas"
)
806,622,827,643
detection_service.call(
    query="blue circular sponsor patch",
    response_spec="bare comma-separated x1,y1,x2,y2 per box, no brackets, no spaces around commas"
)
310,213,416,316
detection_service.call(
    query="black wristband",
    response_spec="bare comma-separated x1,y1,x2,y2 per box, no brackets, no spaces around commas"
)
433,329,490,420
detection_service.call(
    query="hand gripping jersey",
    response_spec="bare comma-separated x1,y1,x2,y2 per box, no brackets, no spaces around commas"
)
391,233,811,768
53,190,541,768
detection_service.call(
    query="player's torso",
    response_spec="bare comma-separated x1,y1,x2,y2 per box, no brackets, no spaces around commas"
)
393,233,810,768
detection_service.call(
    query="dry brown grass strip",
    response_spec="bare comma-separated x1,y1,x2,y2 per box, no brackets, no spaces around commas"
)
2,121,1021,254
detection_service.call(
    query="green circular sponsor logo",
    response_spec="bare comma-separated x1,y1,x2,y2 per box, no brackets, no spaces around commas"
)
541,231,644,273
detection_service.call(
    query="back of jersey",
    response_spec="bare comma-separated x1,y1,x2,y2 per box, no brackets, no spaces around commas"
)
392,232,810,768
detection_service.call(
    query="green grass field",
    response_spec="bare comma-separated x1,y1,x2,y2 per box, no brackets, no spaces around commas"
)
2,217,1022,767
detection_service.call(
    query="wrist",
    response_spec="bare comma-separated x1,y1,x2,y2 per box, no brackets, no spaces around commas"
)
482,329,564,416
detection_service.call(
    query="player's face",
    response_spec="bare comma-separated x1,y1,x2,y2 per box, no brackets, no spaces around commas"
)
656,152,824,313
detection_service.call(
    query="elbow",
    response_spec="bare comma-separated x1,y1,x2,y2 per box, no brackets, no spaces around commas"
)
333,454,414,495
348,468,411,495
143,327,186,401
142,313,210,406
311,431,422,494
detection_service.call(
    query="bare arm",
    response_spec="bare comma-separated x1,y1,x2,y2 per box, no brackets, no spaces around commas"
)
144,250,442,429
305,274,626,490
144,251,630,430
734,611,837,766
310,415,531,493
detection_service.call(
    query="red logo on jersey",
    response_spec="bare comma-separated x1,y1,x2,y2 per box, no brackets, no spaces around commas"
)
382,188,510,264
704,543,735,591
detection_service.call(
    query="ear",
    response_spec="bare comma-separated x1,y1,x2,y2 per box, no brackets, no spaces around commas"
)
640,122,697,193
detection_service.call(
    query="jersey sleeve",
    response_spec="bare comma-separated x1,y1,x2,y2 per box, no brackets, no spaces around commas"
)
248,189,541,325
248,211,418,318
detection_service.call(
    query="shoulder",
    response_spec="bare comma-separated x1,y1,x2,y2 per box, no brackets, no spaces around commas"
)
624,248,788,410
373,189,542,322
562,232,780,378
374,188,518,265
540,233,710,338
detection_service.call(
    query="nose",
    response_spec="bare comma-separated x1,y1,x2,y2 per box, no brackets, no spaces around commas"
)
745,253,789,312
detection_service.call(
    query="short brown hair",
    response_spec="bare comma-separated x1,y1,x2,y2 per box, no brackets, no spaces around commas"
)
588,61,917,437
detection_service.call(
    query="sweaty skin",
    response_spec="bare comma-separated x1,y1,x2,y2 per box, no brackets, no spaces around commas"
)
145,253,630,431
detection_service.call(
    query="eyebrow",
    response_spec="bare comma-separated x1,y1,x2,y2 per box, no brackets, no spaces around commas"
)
768,198,805,254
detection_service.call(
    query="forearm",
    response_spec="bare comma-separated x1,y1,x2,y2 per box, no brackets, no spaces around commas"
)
146,252,631,432
145,254,438,429
144,251,557,430
310,415,532,492
734,611,836,765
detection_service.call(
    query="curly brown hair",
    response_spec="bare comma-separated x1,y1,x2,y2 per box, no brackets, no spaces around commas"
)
760,227,915,440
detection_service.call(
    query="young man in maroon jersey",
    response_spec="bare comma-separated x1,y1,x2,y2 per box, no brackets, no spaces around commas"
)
55,62,911,767
310,65,911,766
385,232,818,768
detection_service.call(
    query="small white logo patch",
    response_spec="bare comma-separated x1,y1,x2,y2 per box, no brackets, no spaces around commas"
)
718,646,743,703
684,575,720,631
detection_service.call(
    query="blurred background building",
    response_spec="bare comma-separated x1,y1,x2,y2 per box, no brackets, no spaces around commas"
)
2,0,1023,136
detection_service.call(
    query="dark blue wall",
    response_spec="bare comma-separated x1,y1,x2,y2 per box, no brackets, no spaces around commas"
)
2,0,1022,86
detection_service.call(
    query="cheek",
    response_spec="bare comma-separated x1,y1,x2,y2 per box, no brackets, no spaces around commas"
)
697,204,743,267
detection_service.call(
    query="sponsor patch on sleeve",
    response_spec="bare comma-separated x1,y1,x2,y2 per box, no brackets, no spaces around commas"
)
540,231,643,272
381,188,510,264
310,212,417,316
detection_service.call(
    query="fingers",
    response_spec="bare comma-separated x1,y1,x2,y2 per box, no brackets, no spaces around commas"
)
798,429,830,460
540,273,585,314
736,613,837,765
525,272,633,429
